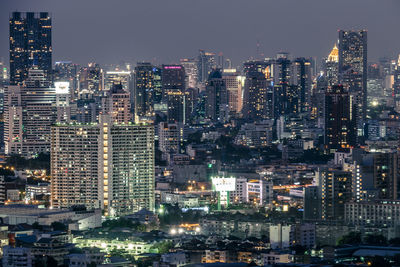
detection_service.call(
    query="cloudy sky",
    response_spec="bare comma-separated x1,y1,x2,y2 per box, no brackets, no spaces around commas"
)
1,0,400,67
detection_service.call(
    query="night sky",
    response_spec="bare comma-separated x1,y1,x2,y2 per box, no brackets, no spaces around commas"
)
1,0,400,67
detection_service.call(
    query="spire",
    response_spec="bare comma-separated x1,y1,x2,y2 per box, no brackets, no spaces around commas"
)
327,43,339,63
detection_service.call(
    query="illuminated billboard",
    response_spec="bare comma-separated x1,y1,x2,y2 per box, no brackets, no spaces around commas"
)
212,177,236,192
54,82,70,94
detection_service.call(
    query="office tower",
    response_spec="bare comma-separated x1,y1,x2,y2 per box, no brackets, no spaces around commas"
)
134,63,154,118
205,69,228,122
9,12,52,85
54,61,79,99
317,169,352,221
325,44,339,86
4,68,67,158
197,50,216,83
100,116,155,216
158,122,182,155
162,65,186,124
292,58,312,112
50,124,101,209
180,58,198,89
222,69,244,115
51,118,155,216
242,61,273,120
104,70,132,92
324,85,356,151
102,83,131,124
338,30,367,134
79,63,103,92
373,152,399,200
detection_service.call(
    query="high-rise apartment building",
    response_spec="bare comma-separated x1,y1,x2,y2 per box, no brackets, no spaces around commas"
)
100,116,155,217
324,85,356,151
50,124,101,209
51,117,155,216
9,12,52,85
101,83,131,124
317,169,352,221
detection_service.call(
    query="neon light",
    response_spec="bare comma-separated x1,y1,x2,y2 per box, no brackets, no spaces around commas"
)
164,66,182,70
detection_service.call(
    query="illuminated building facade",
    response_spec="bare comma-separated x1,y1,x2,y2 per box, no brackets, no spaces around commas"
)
325,44,339,86
100,117,155,216
50,124,101,209
222,69,244,115
242,61,273,120
9,12,52,85
51,117,155,216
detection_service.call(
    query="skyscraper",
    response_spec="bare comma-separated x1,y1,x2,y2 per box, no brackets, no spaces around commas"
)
324,85,356,151
205,69,228,122
222,69,244,115
180,58,198,89
9,12,52,85
134,63,154,118
242,61,273,120
197,50,216,84
162,65,186,124
338,30,367,134
292,58,312,113
325,44,339,86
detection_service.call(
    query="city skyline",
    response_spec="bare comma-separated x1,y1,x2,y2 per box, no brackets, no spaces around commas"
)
1,0,400,66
